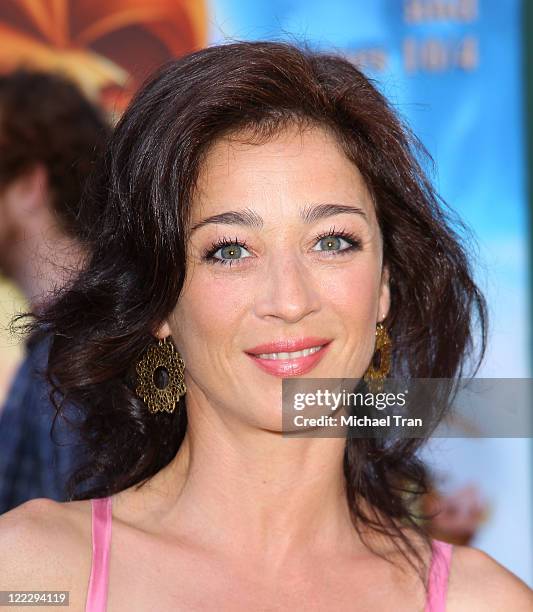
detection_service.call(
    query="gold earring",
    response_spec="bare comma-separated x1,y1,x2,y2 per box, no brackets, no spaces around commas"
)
135,336,186,414
363,322,392,393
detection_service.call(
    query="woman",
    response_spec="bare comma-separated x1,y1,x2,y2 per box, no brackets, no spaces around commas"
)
1,41,531,611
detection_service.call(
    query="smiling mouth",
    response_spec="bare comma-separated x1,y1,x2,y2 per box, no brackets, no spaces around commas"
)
255,345,324,360
244,341,332,377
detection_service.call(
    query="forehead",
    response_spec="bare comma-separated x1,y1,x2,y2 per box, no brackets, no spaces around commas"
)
191,124,375,221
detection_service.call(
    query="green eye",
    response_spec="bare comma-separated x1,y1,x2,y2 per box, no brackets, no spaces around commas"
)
313,235,352,252
208,241,252,265
220,244,245,259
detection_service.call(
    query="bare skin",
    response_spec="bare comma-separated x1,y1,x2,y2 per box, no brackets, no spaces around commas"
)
1,126,531,611
0,164,84,312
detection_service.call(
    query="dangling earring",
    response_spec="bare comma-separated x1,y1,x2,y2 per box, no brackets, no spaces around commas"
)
135,336,186,414
363,322,392,394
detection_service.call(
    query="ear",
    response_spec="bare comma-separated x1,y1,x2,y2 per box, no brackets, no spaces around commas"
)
15,163,49,214
154,320,172,340
378,265,391,323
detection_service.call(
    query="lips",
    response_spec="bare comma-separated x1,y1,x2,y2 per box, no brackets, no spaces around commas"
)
244,337,333,377
245,337,332,355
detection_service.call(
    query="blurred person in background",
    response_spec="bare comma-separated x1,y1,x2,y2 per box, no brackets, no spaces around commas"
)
0,69,110,513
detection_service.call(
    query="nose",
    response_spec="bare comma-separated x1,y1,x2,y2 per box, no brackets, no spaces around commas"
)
253,251,321,323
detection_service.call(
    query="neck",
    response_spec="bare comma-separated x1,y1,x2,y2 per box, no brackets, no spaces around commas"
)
124,385,384,573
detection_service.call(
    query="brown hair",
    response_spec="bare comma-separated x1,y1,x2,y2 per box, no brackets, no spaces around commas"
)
0,69,110,236
28,41,487,586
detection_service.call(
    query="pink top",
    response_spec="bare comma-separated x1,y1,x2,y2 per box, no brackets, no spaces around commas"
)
85,496,453,611
425,538,453,612
85,497,112,612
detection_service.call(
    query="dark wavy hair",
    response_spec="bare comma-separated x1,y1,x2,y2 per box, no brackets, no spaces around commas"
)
26,41,487,584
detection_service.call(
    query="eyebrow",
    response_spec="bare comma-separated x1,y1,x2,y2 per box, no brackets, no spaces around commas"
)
189,203,368,234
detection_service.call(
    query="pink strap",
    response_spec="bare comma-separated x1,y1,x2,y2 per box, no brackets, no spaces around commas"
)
86,497,112,612
425,539,453,612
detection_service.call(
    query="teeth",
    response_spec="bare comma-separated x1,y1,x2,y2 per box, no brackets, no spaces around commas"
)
256,345,323,360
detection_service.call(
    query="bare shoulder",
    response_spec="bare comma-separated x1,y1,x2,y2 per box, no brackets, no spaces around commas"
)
0,498,92,592
448,544,533,611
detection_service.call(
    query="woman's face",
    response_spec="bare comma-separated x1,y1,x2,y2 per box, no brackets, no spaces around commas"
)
159,124,390,430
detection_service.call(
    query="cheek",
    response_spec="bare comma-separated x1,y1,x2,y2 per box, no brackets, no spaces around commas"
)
320,261,382,322
170,270,250,356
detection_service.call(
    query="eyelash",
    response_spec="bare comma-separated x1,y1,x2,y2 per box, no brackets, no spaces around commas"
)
201,226,362,267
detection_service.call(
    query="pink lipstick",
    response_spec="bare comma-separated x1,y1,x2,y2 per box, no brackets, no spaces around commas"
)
245,337,332,377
